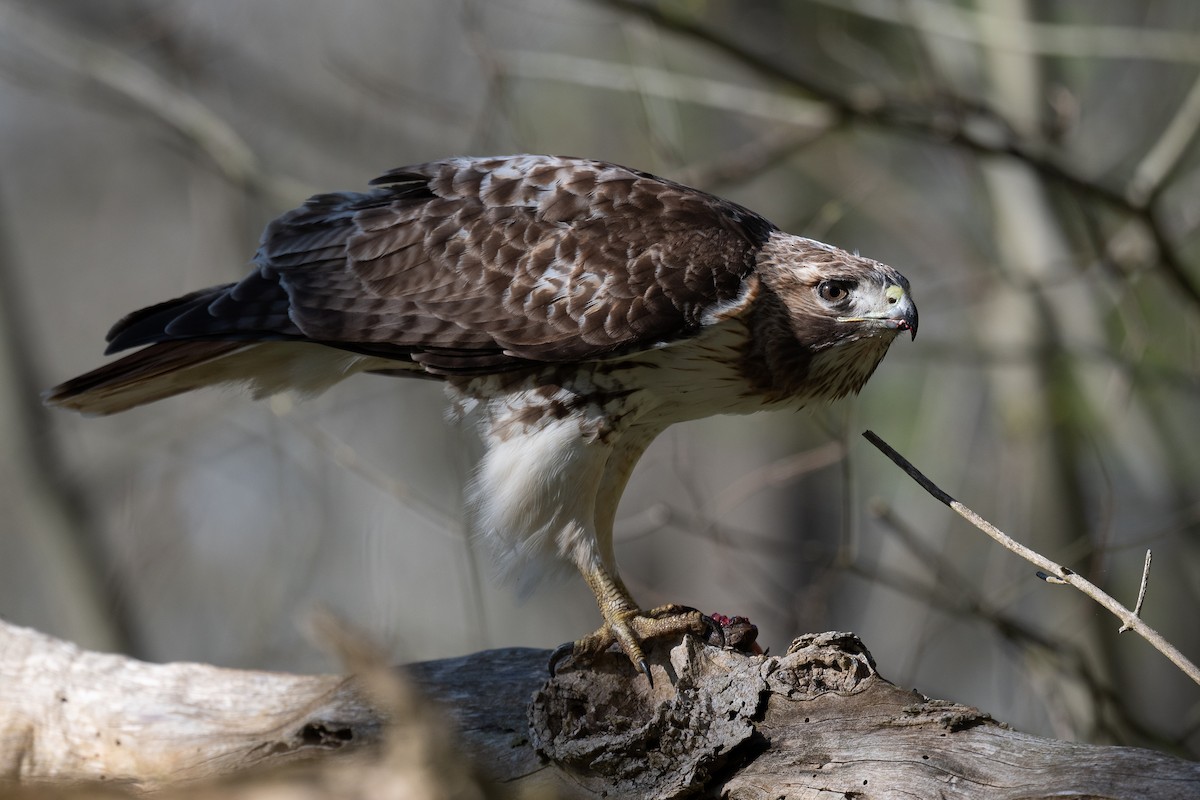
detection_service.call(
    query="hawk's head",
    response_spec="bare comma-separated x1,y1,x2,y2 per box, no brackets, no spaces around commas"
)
746,233,918,402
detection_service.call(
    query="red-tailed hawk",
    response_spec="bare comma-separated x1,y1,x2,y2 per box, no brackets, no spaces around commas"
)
46,155,916,680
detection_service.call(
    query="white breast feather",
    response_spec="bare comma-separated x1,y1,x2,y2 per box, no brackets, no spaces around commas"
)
469,414,611,587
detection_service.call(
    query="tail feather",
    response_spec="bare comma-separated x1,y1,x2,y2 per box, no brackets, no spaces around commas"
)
43,341,253,416
46,338,422,417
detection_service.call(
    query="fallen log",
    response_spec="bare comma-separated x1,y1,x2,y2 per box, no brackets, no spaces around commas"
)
1,619,1196,798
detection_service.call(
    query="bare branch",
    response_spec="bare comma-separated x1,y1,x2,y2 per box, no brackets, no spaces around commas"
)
673,125,835,189
497,50,836,129
1128,72,1200,205
711,440,844,517
594,0,1200,309
0,2,309,205
810,0,1200,65
862,430,1200,687
0,192,140,655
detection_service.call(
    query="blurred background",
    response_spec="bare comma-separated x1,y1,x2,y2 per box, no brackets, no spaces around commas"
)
1,0,1197,757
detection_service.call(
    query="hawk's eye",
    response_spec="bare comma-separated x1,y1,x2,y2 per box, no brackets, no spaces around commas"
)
817,280,853,303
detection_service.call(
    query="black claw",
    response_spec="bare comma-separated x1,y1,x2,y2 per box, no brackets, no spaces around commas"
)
548,641,575,676
639,658,654,687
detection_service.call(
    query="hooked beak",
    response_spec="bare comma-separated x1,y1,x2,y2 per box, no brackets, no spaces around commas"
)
892,293,918,341
838,284,918,341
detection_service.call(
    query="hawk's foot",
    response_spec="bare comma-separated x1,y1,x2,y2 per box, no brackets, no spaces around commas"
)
548,604,723,685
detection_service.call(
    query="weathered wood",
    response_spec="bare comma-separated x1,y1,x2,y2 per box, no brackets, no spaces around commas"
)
0,620,384,787
526,632,1200,799
1,619,1196,798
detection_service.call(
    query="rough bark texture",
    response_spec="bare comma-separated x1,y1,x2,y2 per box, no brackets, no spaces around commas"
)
1,619,1196,798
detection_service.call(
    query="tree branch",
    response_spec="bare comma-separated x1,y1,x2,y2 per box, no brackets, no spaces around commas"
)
593,0,1200,309
863,429,1200,687
0,2,308,205
809,0,1200,65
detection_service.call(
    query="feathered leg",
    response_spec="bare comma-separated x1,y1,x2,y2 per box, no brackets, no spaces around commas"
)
549,424,720,683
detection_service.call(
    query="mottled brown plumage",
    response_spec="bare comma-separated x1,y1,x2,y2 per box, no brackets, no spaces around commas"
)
45,155,917,679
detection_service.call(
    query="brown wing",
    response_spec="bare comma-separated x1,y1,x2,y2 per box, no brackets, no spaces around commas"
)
104,155,776,374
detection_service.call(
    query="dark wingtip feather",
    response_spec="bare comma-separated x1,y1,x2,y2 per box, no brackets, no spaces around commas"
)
103,286,233,354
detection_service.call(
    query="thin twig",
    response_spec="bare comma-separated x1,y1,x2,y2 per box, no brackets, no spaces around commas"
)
711,441,845,517
1119,550,1153,633
272,400,466,541
673,126,836,190
862,430,1200,687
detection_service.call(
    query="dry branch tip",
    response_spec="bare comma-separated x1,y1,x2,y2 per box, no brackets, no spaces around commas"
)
1118,550,1153,634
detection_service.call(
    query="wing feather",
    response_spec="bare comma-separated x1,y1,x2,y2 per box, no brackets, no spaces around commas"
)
103,155,777,374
